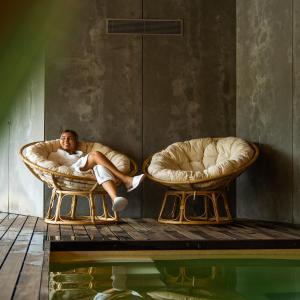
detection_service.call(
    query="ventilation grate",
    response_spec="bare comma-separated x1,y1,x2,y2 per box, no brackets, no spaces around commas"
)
106,19,183,35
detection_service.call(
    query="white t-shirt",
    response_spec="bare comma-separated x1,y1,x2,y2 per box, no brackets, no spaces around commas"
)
48,148,83,166
48,148,89,172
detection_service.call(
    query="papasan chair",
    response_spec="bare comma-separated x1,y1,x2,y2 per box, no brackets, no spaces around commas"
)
143,137,258,225
20,140,137,225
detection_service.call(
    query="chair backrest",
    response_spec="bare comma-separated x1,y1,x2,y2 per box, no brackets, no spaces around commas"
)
20,140,137,191
143,137,259,191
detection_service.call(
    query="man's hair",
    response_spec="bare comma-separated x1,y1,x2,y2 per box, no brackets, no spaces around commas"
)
61,129,78,141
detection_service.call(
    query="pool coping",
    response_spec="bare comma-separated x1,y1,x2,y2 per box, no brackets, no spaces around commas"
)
49,238,300,252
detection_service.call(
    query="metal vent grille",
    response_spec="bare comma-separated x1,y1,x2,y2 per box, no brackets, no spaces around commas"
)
106,19,183,35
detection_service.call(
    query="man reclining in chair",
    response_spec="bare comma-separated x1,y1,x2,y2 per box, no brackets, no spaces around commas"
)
48,129,144,212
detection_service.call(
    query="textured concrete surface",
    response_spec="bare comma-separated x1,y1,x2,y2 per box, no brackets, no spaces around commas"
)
45,0,236,218
0,122,9,212
2,59,44,217
142,0,236,216
294,0,300,224
236,0,293,222
45,0,143,217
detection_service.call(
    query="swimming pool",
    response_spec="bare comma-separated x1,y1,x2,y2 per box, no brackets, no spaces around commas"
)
49,250,300,300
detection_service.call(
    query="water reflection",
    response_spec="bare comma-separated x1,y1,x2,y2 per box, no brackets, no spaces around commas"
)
49,259,300,300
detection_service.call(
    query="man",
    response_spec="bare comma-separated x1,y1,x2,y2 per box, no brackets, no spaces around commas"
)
48,129,144,212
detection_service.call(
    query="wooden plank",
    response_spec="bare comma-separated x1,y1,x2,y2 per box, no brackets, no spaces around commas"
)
211,225,258,240
140,218,183,240
96,225,118,240
133,218,157,230
0,212,8,222
1,215,27,241
0,240,14,267
123,218,149,232
47,224,61,241
0,216,28,267
169,224,207,240
190,225,235,240
0,216,36,300
60,224,75,241
243,221,300,239
13,232,44,300
108,224,133,241
162,229,191,240
30,232,45,246
84,225,105,240
34,218,47,233
227,223,275,240
0,214,18,238
39,241,50,300
256,221,300,238
119,223,149,240
72,225,90,241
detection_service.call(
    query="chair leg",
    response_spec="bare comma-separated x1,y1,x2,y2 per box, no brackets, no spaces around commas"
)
211,192,220,223
101,194,109,219
181,193,189,222
222,191,232,221
70,195,77,219
158,192,169,221
46,189,56,219
89,193,96,223
54,193,63,222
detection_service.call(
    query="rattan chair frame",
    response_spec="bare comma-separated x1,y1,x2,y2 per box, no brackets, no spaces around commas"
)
142,141,259,225
20,141,138,225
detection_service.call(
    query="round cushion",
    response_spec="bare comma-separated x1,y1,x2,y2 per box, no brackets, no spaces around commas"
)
24,140,131,178
148,137,255,183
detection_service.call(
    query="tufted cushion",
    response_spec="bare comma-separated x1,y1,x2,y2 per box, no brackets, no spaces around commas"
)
24,140,131,179
148,137,254,182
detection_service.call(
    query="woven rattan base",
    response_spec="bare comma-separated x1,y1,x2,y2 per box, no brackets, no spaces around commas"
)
45,188,119,225
158,190,232,225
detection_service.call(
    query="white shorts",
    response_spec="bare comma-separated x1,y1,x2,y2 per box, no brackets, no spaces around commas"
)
93,165,116,185
71,154,116,185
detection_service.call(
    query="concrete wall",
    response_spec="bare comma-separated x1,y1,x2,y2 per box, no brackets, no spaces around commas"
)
142,0,236,216
45,0,236,218
0,58,44,217
236,0,300,224
293,0,300,224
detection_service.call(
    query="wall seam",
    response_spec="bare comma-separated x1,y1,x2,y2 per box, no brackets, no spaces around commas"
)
292,0,295,224
43,53,46,217
141,0,144,218
7,120,10,213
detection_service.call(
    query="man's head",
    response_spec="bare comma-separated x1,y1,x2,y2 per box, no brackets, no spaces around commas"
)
60,129,78,154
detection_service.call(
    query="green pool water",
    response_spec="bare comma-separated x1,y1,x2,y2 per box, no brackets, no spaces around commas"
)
49,251,300,300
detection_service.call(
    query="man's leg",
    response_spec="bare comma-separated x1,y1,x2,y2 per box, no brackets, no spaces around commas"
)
93,165,128,212
82,151,133,189
102,180,117,200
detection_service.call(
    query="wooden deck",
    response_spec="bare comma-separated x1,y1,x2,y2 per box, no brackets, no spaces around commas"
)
0,212,300,299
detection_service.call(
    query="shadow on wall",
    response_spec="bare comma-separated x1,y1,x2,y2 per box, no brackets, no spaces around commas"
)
238,143,292,222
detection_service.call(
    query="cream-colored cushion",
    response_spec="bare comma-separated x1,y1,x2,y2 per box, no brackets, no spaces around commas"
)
24,140,131,178
148,137,254,182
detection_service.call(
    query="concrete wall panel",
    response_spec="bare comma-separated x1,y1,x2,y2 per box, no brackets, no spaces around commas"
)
45,0,236,218
142,0,236,216
9,58,44,217
0,122,9,212
293,0,300,224
45,0,143,217
236,0,293,222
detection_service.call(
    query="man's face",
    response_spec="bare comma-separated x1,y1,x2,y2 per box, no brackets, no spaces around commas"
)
60,132,77,154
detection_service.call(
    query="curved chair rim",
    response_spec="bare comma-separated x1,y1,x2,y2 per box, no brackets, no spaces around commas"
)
20,141,138,182
142,141,259,186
